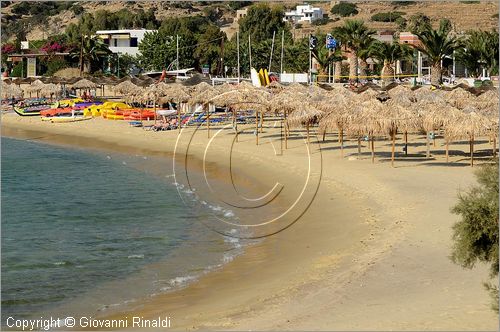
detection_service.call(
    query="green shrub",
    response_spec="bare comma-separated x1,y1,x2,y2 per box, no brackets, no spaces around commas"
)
11,62,24,77
331,2,358,17
393,1,416,5
44,58,68,76
451,163,499,311
312,18,332,26
71,4,84,16
371,11,406,22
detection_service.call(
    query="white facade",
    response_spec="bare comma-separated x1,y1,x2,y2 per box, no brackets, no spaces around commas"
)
284,4,324,24
95,29,156,56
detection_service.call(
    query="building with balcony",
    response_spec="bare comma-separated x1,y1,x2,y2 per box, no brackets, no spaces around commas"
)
283,4,324,24
95,29,155,56
399,32,421,47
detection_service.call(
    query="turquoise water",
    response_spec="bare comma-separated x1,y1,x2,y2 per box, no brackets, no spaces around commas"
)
1,137,245,322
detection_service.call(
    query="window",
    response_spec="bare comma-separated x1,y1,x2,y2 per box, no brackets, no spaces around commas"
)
114,39,117,47
103,38,109,45
130,37,138,47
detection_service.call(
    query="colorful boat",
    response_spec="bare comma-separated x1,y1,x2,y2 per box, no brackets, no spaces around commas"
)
14,104,51,116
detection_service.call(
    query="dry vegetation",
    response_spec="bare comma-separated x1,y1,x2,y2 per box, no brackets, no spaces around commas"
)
1,1,498,41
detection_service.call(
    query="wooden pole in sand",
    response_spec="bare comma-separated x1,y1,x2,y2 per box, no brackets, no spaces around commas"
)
233,108,238,142
357,137,361,158
178,102,181,133
404,131,408,156
426,131,431,159
340,128,344,158
306,122,310,144
322,130,326,142
445,139,449,163
206,104,210,138
255,110,259,145
493,137,497,158
371,135,375,163
470,135,474,167
391,133,396,168
284,111,288,149
260,112,264,133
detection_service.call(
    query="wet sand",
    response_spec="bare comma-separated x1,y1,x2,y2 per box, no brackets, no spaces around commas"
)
2,114,497,330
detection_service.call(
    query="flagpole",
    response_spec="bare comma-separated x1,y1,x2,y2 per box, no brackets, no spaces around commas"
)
268,30,276,72
237,31,240,83
280,30,284,76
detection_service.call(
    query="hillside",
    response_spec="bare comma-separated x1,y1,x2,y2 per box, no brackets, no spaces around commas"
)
1,1,498,42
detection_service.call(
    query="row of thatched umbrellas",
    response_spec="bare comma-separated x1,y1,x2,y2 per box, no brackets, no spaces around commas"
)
5,76,498,167
113,80,498,167
119,80,498,167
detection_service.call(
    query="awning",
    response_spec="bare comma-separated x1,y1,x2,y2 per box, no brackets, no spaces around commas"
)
111,34,130,40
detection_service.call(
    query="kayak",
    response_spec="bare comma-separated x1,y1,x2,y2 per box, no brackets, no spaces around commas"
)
14,104,51,116
45,116,92,123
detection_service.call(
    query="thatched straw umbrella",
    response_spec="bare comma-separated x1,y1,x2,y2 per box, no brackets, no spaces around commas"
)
413,98,447,159
269,87,311,148
434,105,465,162
158,84,191,132
112,80,138,96
447,106,490,166
210,83,270,144
378,103,420,167
287,102,323,144
188,83,217,137
355,88,380,102
387,85,415,102
25,79,45,98
70,78,97,90
141,82,172,123
337,99,384,162
443,87,474,109
1,81,23,99
317,93,354,157
70,78,97,97
39,83,61,100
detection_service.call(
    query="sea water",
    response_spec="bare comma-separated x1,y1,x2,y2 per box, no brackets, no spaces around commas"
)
1,137,249,323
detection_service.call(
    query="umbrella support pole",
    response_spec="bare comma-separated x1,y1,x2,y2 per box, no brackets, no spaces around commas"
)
322,130,326,142
470,136,474,167
178,105,181,133
260,112,264,133
256,111,259,145
207,105,210,138
426,132,431,159
357,137,361,158
493,137,497,157
446,139,449,163
404,131,408,156
371,136,375,164
340,129,343,158
306,122,310,145
391,134,395,168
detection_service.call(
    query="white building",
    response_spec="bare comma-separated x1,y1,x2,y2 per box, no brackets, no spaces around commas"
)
95,29,155,56
283,4,324,24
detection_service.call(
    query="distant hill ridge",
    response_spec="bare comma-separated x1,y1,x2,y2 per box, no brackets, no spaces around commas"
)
1,1,498,42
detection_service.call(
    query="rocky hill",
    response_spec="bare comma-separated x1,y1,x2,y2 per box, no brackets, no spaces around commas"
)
1,1,498,42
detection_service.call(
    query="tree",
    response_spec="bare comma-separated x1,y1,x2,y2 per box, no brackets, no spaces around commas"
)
331,2,358,17
405,13,431,35
332,20,375,81
312,44,344,78
413,19,459,86
238,3,286,43
356,36,377,78
71,35,111,75
137,31,176,71
451,163,499,310
370,41,412,83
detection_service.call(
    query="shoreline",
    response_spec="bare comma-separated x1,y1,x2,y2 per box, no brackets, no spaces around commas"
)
2,114,497,330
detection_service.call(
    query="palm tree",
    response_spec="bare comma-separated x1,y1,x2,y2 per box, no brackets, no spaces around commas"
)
457,30,499,78
312,46,344,80
370,41,413,84
356,36,377,79
413,19,459,86
333,20,375,82
72,35,112,75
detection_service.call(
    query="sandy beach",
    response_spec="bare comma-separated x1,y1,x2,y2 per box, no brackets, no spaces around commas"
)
2,113,498,330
